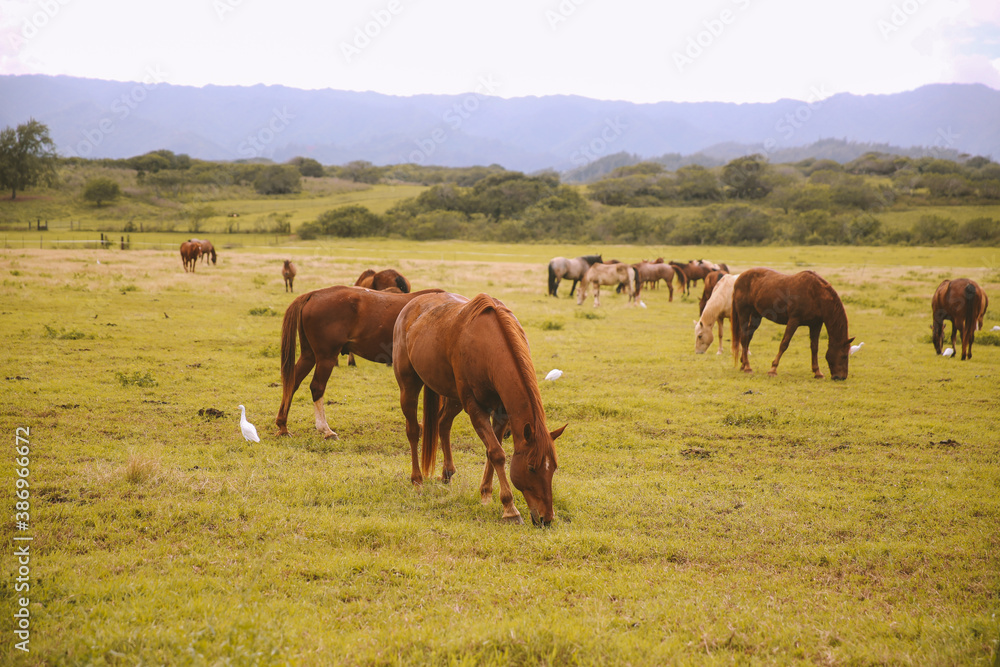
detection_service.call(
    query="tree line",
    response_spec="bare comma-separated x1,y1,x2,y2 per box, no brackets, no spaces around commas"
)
2,120,998,245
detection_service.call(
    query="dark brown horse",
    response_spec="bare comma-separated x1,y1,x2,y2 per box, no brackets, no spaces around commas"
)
275,286,444,438
731,268,854,380
393,292,566,526
354,268,411,293
698,270,727,315
670,260,726,295
180,241,202,272
190,239,217,265
932,278,989,360
282,260,297,293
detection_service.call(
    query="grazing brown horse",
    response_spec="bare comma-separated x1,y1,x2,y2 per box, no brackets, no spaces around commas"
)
698,270,727,315
180,241,202,272
347,268,412,366
932,278,989,360
282,260,297,292
670,260,726,295
731,268,854,380
190,239,217,265
354,268,411,293
275,286,444,439
393,292,565,526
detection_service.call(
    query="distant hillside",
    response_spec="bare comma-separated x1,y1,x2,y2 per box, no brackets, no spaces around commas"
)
561,139,971,183
1,75,997,173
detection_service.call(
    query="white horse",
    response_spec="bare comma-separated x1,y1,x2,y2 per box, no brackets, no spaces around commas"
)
694,273,739,354
577,263,635,307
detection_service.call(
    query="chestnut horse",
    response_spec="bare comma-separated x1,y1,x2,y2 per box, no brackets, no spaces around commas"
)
190,239,217,265
347,268,412,366
695,273,739,354
932,278,988,360
393,292,565,525
180,241,202,272
282,260,297,292
548,254,603,297
354,268,411,293
577,262,635,307
731,268,854,380
275,286,444,439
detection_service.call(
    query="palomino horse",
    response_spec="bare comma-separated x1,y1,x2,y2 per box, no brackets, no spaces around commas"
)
932,278,989,360
548,254,603,297
698,270,727,315
694,273,739,354
282,260,297,293
731,268,854,380
275,286,444,439
355,268,411,293
633,261,681,301
393,292,566,525
670,260,727,295
180,241,202,272
190,239,217,265
577,262,635,307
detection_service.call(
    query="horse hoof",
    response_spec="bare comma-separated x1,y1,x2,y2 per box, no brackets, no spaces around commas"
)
324,432,339,440
767,370,778,377
814,373,824,379
502,514,524,525
441,470,454,484
276,430,291,437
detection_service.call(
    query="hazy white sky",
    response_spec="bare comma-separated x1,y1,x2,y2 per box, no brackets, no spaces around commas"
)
2,0,999,103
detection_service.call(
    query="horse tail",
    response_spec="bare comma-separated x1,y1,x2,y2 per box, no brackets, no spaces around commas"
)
548,262,557,296
730,290,741,366
280,294,307,404
421,387,440,479
963,282,977,348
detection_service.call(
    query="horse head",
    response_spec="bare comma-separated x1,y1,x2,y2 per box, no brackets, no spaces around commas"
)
826,336,854,380
694,319,712,354
509,423,565,526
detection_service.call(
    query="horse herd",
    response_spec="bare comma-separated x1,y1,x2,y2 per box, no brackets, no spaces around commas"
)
182,244,989,527
548,254,990,379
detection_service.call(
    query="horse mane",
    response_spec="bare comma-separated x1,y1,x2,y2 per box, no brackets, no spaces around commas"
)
810,272,850,343
465,294,555,468
580,254,602,265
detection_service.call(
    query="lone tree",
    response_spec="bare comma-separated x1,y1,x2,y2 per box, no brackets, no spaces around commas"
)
0,119,57,199
82,177,121,207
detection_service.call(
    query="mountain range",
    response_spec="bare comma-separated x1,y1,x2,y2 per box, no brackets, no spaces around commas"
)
1,74,998,174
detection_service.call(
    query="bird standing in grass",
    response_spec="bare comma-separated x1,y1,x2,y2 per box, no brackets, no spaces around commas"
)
850,342,864,356
238,405,260,442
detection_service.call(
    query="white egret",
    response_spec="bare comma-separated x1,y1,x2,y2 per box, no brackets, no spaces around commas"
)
238,404,260,442
849,342,864,356
942,348,954,358
544,369,563,381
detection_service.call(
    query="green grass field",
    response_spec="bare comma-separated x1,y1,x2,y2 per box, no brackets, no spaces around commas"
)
1,242,998,665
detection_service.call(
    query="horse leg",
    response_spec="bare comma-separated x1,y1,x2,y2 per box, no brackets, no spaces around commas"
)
576,280,586,306
809,323,823,378
716,316,725,355
667,280,673,302
468,404,522,524
768,319,799,376
593,284,600,308
949,321,958,356
309,357,339,439
932,310,945,354
569,279,578,297
275,349,316,436
395,364,425,488
347,352,356,367
740,310,761,373
436,398,465,483
479,408,510,504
